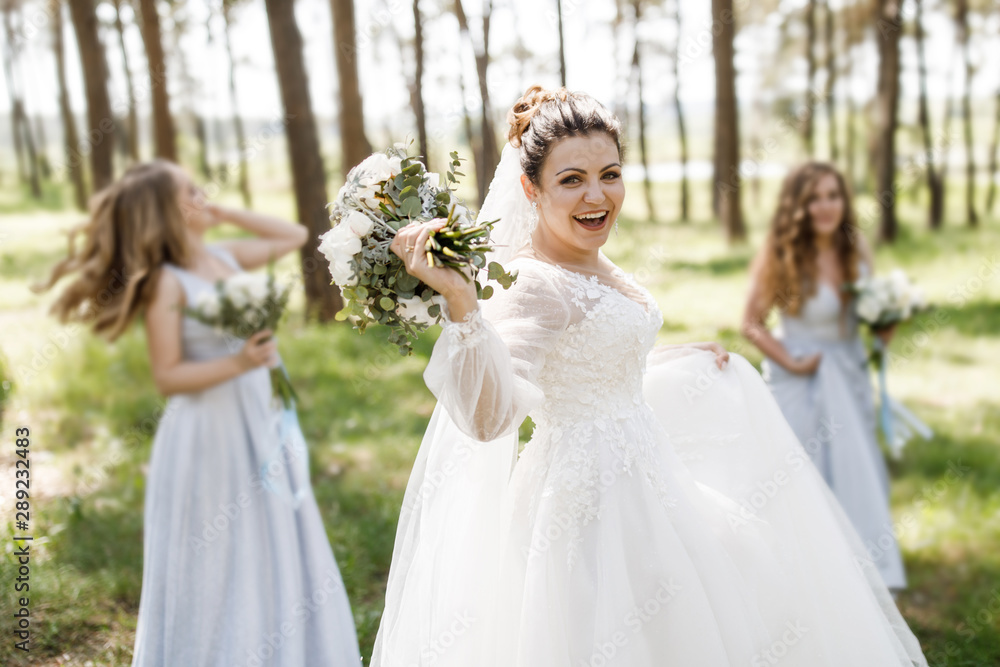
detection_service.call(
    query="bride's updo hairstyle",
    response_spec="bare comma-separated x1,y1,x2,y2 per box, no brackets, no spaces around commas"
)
507,85,624,186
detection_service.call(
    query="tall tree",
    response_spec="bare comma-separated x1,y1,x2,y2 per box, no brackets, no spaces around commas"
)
137,0,176,161
823,0,837,162
670,0,688,221
411,0,429,167
111,0,139,162
50,0,87,209
169,4,210,178
873,0,901,242
630,0,654,222
556,0,566,86
331,0,372,177
986,83,1000,215
2,1,41,197
264,0,342,321
454,0,499,207
803,0,816,156
914,0,943,228
68,0,114,190
712,0,745,242
221,0,251,207
955,0,977,226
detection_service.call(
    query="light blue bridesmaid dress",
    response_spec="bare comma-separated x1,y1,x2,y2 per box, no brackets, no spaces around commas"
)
131,245,362,666
761,261,907,590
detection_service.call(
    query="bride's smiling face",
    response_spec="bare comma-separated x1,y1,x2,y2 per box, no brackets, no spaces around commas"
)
522,133,625,255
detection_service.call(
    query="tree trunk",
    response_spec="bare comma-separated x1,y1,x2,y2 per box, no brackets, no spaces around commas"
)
68,0,114,191
956,0,977,227
34,115,52,179
845,2,858,191
914,0,943,229
112,0,139,162
137,0,176,161
630,0,654,222
556,0,566,86
712,0,745,242
874,0,901,243
411,0,429,167
331,0,372,177
222,2,251,208
986,85,1000,215
803,0,816,157
264,0,342,322
50,0,87,209
823,0,837,163
454,0,499,208
671,0,688,222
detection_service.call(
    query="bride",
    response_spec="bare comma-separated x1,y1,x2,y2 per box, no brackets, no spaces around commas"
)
371,85,927,666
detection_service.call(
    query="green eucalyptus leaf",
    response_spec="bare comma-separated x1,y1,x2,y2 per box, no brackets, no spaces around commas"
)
380,296,395,310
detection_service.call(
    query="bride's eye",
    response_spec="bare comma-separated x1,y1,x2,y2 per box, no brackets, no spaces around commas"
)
561,175,581,185
602,171,621,181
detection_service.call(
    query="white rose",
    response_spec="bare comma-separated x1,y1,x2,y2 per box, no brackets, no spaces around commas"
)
345,210,374,238
194,290,221,318
319,225,363,286
388,155,403,176
397,294,445,326
426,172,440,189
856,293,882,324
358,152,392,182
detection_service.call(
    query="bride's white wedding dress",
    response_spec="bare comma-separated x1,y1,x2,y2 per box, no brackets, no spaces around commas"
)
371,252,927,666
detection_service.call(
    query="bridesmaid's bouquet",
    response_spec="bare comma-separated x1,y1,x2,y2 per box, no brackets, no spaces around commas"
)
848,269,933,457
320,144,516,355
185,269,298,409
849,269,931,367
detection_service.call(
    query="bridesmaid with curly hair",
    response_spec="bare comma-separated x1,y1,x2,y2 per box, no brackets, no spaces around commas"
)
741,161,906,591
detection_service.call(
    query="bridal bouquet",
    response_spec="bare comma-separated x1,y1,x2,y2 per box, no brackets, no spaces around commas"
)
848,269,933,456
185,269,298,409
320,144,516,354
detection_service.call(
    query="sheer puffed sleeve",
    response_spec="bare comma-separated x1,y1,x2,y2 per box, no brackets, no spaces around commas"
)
423,259,571,441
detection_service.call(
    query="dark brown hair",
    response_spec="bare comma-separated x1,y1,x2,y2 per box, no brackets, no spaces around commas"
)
506,85,624,185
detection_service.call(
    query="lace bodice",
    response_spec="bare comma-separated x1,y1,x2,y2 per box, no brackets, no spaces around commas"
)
424,255,663,443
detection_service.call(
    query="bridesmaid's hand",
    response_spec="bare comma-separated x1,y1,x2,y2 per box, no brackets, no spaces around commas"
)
788,352,822,376
237,330,278,370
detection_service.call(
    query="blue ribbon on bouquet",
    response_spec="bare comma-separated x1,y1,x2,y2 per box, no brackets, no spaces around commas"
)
258,362,310,509
872,337,933,459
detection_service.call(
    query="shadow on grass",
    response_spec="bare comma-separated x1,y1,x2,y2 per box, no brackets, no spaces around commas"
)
935,301,1000,339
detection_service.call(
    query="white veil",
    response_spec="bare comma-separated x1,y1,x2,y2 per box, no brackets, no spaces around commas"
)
479,142,533,268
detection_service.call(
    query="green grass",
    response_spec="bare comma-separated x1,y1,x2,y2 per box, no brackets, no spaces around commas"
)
1,176,999,665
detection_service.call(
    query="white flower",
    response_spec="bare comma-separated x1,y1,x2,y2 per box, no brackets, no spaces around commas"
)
344,210,374,238
388,155,403,176
856,293,882,324
319,224,363,286
356,152,393,183
396,294,445,326
194,290,221,319
223,273,270,309
426,172,440,189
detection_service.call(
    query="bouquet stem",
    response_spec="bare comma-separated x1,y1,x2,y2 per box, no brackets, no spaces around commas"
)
269,362,299,410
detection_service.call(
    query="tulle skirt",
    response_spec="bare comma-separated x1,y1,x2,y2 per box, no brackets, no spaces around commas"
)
371,349,927,666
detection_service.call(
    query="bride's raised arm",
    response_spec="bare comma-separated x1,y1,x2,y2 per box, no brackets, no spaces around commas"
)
423,260,569,442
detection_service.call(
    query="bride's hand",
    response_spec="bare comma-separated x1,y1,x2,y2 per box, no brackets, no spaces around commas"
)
687,341,730,370
390,219,478,317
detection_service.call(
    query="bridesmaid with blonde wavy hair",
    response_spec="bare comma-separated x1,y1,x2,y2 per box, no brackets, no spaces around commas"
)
38,160,362,666
741,161,906,591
